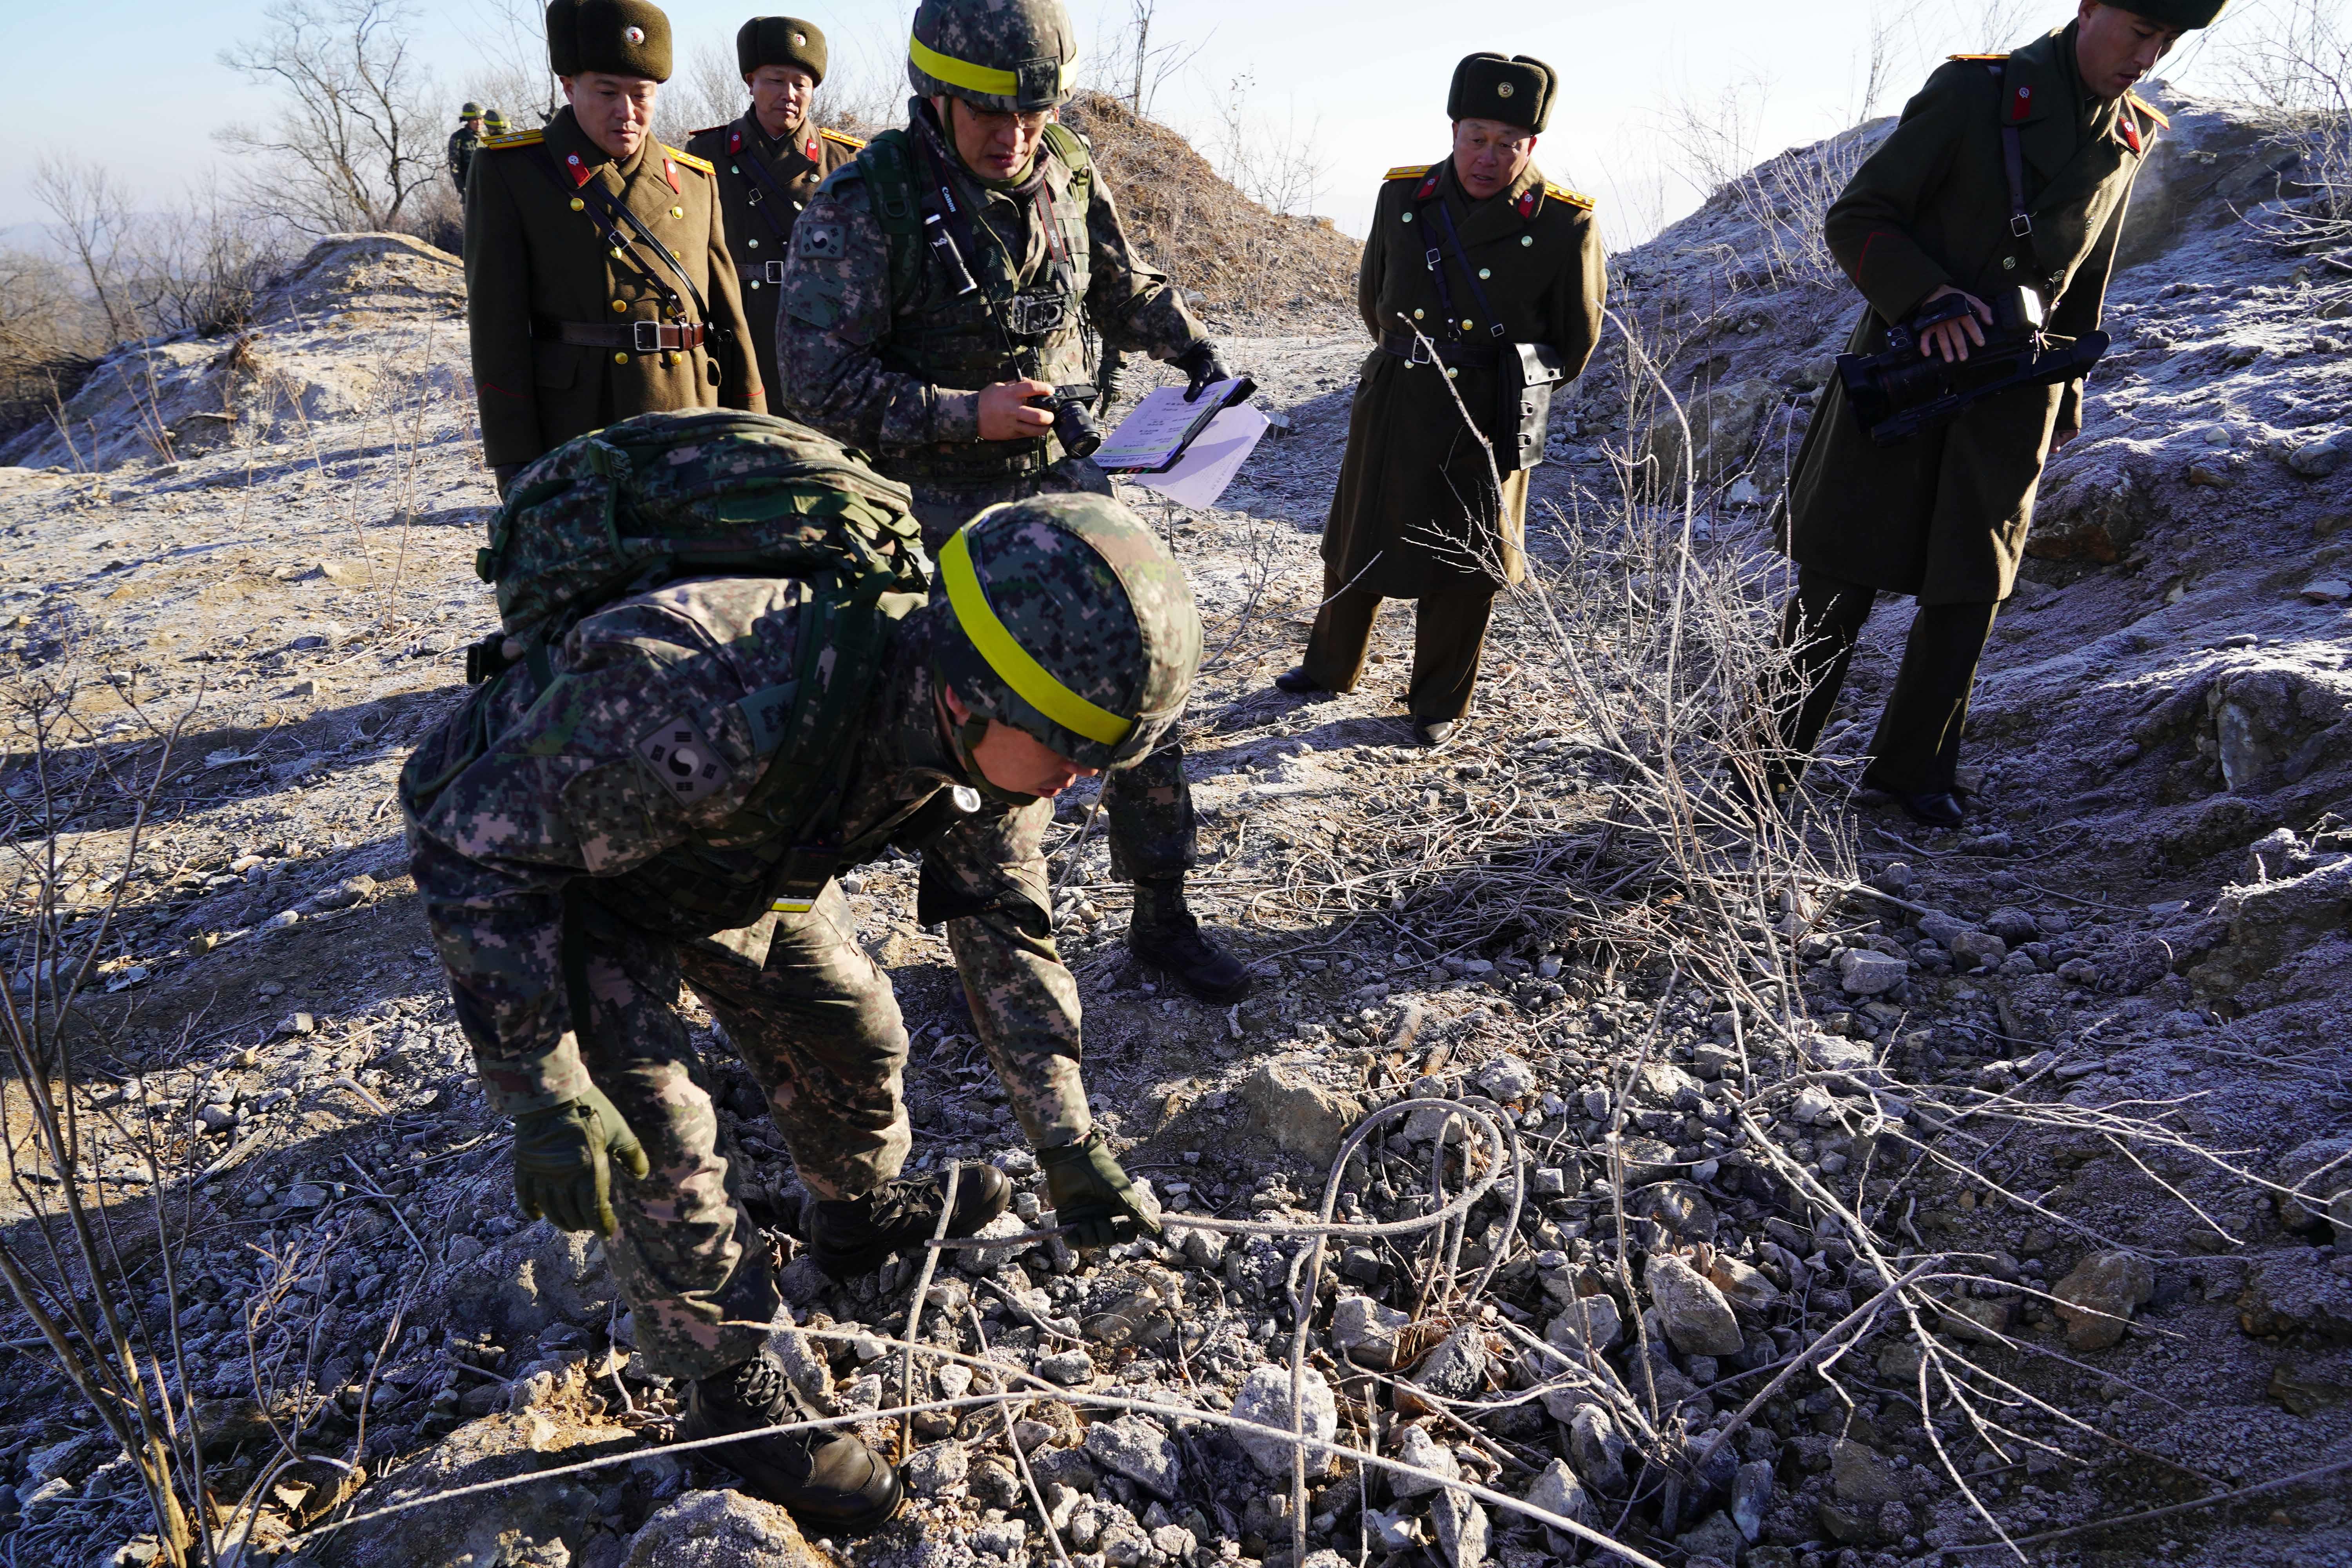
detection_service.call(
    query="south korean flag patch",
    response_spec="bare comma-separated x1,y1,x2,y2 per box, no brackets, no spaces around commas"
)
637,715,730,806
797,220,845,258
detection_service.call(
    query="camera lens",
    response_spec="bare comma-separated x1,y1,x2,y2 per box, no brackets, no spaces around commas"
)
1053,396,1104,459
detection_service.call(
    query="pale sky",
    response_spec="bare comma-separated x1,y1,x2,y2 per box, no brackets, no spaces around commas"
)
2,0,2303,250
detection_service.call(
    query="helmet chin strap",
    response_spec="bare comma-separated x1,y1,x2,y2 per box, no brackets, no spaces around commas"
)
950,711,1042,809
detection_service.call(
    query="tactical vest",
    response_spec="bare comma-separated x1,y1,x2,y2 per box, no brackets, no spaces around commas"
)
855,122,1096,483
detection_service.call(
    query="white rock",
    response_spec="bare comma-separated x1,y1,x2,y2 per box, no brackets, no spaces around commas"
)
1524,1457,1593,1549
1229,1362,1338,1477
1645,1254,1744,1356
1836,949,1907,995
1387,1422,1461,1499
1330,1294,1410,1368
1429,1486,1489,1568
1472,1054,1539,1102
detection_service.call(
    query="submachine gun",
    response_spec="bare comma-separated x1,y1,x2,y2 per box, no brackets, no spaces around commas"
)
1836,285,2107,447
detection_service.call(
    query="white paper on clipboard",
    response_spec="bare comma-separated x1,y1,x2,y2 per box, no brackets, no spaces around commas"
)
1089,378,1250,471
1131,404,1270,509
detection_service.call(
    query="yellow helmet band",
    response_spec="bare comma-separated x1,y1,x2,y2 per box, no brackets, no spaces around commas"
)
939,529,1132,748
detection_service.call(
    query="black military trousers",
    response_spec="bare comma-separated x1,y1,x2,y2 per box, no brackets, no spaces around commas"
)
904,456,1198,883
1302,558,1497,723
1771,566,2000,795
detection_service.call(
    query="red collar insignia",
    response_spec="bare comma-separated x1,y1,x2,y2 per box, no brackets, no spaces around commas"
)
1415,174,1440,201
1517,188,1539,218
728,126,743,155
664,158,681,192
563,151,593,187
2120,116,2142,153
804,138,817,160
2009,83,2033,122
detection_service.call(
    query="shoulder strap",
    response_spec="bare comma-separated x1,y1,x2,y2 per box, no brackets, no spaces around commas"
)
1985,62,2033,239
1420,190,1506,341
1040,121,1092,205
527,146,731,337
858,130,922,238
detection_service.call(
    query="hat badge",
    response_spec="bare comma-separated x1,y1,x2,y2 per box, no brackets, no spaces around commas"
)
793,31,806,44
1496,81,1515,98
624,24,645,43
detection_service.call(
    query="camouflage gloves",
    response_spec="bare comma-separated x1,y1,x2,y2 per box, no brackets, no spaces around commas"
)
512,1085,650,1236
1039,1128,1163,1249
1172,340,1230,403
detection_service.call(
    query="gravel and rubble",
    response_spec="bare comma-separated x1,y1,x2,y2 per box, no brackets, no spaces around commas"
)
1,83,2348,1568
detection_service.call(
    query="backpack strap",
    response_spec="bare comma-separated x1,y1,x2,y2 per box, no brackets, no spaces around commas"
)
853,130,930,310
1040,122,1092,207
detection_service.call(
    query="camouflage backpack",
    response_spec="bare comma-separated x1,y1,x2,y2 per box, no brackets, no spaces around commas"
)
471,408,926,678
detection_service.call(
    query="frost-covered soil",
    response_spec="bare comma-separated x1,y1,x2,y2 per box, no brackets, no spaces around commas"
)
1,84,2348,1568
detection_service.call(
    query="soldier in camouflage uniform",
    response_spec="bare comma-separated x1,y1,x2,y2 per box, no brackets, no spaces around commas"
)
449,102,485,193
402,472,1183,1531
776,0,1251,1004
685,17,864,416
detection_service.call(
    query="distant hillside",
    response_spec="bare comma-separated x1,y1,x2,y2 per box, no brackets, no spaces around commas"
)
1060,91,1359,329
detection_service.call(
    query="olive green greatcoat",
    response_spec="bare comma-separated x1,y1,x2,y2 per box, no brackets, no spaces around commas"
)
1321,156,1606,600
465,107,763,469
1783,24,2163,605
682,115,862,415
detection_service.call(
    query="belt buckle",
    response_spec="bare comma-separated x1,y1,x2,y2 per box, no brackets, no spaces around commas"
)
1408,337,1434,367
764,259,787,284
631,319,662,354
2010,215,2034,238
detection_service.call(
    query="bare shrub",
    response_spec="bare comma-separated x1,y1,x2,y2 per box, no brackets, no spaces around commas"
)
215,0,443,236
2224,0,2352,246
1207,71,1332,218
1092,0,1208,122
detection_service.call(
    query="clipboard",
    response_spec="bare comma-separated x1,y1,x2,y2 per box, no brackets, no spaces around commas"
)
1089,377,1257,473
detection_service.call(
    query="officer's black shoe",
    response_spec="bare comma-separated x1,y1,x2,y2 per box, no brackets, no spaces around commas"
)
682,1351,902,1535
1129,879,1252,1002
1273,665,1325,695
1414,719,1457,747
806,1165,1011,1279
1892,790,1967,829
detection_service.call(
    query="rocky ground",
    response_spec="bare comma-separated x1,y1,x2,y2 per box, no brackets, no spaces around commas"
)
0,85,2347,1568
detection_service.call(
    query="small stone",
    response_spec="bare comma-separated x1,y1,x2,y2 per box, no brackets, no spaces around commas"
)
2267,1360,2350,1415
1472,1054,1539,1102
2277,1136,2352,1233
1408,1324,1488,1399
1229,1363,1337,1477
1676,1510,1746,1564
1546,1292,1623,1352
1523,1457,1592,1549
195,1104,238,1132
1567,1405,1626,1492
1646,1254,1743,1356
2054,1251,2157,1350
1732,1457,1776,1540
1388,1422,1462,1499
1338,1245,1382,1283
1037,1348,1096,1386
1985,907,2038,944
960,1210,1029,1273
1704,1253,1782,1314
1330,1294,1410,1368
2299,577,2352,603
1836,949,1907,996
1428,1487,1488,1568
904,1443,969,1498
1241,1058,1365,1164
621,1488,830,1567
1830,1439,1905,1505
1084,1416,1183,1497
1947,929,2009,970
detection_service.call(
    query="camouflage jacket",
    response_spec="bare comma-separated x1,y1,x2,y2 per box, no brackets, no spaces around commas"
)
776,102,1205,467
403,581,1090,1143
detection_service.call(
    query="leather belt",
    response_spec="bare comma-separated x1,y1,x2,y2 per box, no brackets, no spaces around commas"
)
737,260,789,286
532,316,709,352
1378,329,1499,369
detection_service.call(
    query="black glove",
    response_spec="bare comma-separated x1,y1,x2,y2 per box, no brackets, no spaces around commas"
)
1172,340,1230,403
1096,348,1127,415
512,1085,649,1236
1040,1128,1163,1249
491,462,524,500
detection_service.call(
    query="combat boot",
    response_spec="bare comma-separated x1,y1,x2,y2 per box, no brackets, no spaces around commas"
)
805,1165,1011,1279
1128,878,1252,1003
682,1349,901,1534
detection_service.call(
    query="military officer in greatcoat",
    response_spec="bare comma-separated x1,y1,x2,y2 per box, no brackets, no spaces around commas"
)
776,0,1252,1003
685,17,864,414
1766,0,2222,826
1273,53,1606,746
464,0,762,495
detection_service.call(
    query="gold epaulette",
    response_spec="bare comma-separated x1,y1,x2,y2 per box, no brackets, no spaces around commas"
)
2126,92,2170,128
668,147,716,176
689,123,727,139
819,127,866,149
1545,183,1595,211
1947,52,2007,61
1384,164,1431,181
480,129,545,150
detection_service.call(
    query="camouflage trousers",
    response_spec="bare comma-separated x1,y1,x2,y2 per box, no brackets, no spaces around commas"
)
907,455,1198,882
564,882,913,1380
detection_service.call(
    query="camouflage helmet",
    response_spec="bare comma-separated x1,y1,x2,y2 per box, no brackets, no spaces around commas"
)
460,101,485,118
931,494,1199,773
907,0,1077,114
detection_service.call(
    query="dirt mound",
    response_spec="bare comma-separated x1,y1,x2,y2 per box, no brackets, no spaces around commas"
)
1060,91,1359,329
